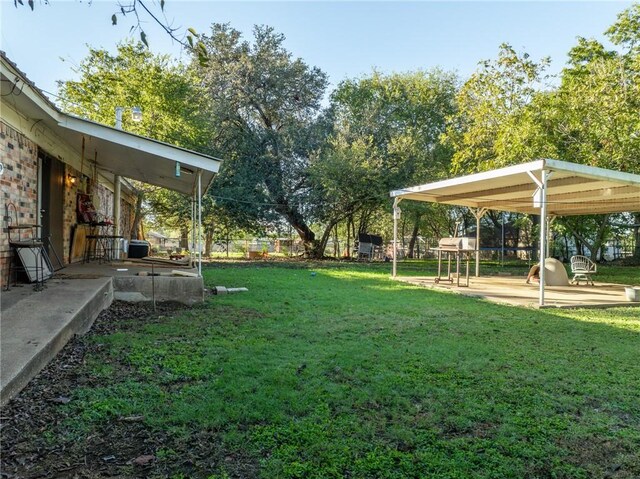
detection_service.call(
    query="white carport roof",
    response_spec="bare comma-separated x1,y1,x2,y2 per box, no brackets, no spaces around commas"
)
391,159,640,216
1,51,221,197
390,159,640,307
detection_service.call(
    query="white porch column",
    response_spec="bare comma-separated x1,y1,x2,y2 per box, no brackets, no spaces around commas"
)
392,198,402,277
191,193,196,266
197,171,202,277
113,175,121,236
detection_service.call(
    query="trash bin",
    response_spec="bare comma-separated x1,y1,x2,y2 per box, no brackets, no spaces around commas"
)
128,240,150,258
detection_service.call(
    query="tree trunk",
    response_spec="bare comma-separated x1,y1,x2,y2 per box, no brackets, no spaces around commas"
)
180,226,189,250
273,200,318,256
567,215,611,261
407,212,422,259
315,220,338,259
531,215,540,260
346,216,352,259
204,228,214,257
130,190,145,240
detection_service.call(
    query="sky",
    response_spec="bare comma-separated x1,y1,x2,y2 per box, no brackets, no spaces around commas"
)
0,1,634,104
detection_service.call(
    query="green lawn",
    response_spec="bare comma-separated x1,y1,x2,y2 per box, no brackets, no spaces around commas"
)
56,262,640,477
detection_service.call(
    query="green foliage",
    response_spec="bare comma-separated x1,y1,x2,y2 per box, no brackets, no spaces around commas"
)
442,43,550,173
58,41,219,236
193,24,330,251
59,41,212,150
311,70,457,246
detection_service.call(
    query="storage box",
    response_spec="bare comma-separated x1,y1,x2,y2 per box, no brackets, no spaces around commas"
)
128,240,150,259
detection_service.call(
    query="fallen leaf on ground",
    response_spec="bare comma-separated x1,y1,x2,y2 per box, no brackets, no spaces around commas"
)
131,454,155,466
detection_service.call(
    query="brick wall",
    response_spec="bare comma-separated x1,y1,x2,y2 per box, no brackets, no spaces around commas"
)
62,164,82,263
1,120,137,283
0,122,39,287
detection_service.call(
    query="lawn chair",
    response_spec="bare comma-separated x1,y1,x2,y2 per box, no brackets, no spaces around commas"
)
357,233,383,261
570,255,597,286
357,241,374,261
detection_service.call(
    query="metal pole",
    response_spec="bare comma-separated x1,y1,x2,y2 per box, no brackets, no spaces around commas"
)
539,170,548,307
392,198,400,277
475,213,481,277
113,175,121,237
115,107,123,130
198,171,202,277
475,209,486,278
191,194,195,266
501,212,505,267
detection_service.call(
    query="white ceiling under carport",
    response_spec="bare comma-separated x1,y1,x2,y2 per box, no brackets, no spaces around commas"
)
391,159,640,216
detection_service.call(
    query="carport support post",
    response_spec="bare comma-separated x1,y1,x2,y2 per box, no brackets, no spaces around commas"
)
473,208,487,277
538,170,549,307
392,198,402,277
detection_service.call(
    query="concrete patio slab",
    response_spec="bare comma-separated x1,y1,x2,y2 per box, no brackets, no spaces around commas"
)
395,275,640,309
62,261,204,305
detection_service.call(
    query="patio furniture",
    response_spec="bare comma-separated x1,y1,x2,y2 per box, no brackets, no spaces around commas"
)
357,233,383,261
6,224,53,291
570,255,597,286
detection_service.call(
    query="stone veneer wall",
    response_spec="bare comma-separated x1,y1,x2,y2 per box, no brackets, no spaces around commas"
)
0,122,39,287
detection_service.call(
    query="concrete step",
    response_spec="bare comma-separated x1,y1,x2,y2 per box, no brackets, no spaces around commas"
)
0,277,113,406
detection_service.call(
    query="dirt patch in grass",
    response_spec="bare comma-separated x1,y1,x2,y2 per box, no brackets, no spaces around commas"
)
558,435,640,479
0,301,258,479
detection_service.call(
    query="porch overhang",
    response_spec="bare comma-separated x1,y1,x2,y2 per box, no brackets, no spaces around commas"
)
2,50,221,197
57,116,221,197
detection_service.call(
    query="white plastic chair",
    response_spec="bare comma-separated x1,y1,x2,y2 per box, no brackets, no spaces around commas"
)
358,242,373,261
570,255,597,286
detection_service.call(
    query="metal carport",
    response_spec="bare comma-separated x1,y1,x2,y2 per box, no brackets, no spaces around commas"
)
390,159,640,306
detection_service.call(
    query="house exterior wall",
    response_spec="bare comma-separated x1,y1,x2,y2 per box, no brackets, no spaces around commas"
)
0,111,136,286
0,122,39,286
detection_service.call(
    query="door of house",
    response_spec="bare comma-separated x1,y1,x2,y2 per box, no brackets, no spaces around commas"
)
39,150,64,262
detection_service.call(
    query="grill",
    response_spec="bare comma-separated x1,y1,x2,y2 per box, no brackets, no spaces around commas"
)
431,237,477,286
437,237,476,251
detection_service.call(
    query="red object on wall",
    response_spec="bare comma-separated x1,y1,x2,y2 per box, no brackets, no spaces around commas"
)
76,193,98,224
